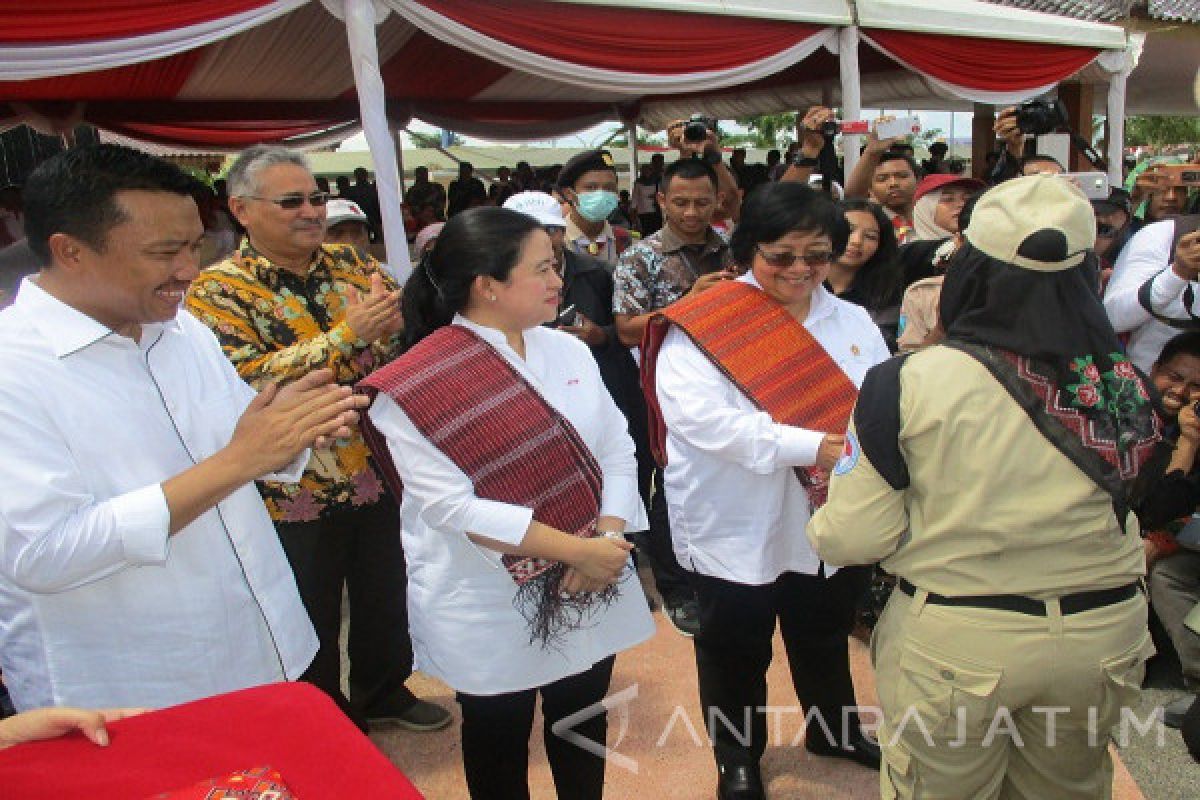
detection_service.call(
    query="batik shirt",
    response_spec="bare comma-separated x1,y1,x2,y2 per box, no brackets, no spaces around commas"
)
186,241,403,522
612,226,732,316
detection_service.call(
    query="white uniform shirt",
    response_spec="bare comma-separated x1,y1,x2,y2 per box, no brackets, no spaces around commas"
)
367,317,654,695
655,273,889,585
1104,219,1200,372
0,279,317,712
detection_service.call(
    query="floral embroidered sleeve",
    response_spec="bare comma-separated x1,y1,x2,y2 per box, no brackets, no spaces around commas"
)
186,273,369,389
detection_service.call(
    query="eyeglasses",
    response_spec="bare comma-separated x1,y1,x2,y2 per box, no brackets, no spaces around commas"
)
243,191,330,210
755,245,835,268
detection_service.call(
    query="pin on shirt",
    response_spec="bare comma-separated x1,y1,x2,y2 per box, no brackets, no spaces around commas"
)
851,344,861,357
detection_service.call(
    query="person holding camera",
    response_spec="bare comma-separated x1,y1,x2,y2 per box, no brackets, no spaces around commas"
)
1103,204,1200,372
810,175,1162,799
990,103,1069,183
842,121,920,245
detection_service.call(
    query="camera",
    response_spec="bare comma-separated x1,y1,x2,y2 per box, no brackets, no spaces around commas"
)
1015,99,1068,136
683,114,718,143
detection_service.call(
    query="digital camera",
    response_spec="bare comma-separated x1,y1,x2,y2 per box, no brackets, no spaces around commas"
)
683,114,719,143
1015,99,1068,136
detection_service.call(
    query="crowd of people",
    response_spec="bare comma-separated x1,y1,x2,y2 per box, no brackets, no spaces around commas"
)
0,104,1199,800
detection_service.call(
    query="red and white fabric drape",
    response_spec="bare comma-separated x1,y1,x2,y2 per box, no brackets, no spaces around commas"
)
860,29,1104,105
387,0,836,94
0,0,306,80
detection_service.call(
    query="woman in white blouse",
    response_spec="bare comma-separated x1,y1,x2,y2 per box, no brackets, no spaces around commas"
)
645,183,889,798
361,207,653,800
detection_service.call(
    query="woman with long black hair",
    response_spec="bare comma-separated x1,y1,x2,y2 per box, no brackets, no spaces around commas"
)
827,199,905,350
358,207,653,800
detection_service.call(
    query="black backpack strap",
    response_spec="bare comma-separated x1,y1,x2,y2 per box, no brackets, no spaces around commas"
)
853,353,912,490
1138,215,1200,330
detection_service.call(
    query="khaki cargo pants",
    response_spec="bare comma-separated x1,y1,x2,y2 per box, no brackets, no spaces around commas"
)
871,587,1154,800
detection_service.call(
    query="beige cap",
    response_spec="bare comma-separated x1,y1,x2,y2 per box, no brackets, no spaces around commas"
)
964,174,1095,272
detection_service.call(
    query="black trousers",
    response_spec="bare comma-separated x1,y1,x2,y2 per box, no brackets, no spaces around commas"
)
276,496,414,719
457,656,616,800
690,567,870,768
636,462,693,608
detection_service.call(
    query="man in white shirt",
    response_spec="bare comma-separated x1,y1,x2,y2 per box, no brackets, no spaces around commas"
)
1104,215,1200,372
0,143,365,712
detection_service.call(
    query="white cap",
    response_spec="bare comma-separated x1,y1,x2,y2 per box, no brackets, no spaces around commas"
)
325,198,370,228
503,191,566,227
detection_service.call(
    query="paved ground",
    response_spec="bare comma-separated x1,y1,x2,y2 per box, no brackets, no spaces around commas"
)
353,567,1157,798
1118,645,1199,800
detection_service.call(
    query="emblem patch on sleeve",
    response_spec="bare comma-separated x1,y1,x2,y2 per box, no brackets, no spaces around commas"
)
832,430,860,476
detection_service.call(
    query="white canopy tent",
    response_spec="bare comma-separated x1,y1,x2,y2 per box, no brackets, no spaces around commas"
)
1,0,1138,275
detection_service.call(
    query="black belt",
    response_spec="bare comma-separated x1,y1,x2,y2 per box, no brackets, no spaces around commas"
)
896,578,1139,616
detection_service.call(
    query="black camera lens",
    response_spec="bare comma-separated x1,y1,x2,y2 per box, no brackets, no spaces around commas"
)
821,120,839,138
1015,99,1068,136
683,121,708,143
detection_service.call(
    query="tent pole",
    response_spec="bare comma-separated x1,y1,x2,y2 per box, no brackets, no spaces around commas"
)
394,126,406,195
342,0,411,281
839,26,863,179
625,120,638,189
1106,70,1127,190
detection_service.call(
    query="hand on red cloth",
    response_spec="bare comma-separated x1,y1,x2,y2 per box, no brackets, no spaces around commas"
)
0,682,423,800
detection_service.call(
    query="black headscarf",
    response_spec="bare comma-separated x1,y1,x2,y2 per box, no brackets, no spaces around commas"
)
939,200,1163,530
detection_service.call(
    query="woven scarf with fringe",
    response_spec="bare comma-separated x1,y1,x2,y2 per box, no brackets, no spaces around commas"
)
641,280,858,508
358,324,614,647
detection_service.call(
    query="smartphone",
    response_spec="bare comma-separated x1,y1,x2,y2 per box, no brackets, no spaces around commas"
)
1154,164,1200,188
1061,171,1109,200
875,115,921,140
556,304,579,327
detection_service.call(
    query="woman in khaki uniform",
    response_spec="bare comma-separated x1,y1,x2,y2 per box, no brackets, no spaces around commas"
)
809,175,1165,799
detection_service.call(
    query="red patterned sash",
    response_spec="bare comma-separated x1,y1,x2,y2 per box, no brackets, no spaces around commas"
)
358,324,610,644
641,280,858,507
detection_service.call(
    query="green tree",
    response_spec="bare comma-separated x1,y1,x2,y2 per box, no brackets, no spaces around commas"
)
916,127,944,147
735,113,798,149
1124,116,1200,147
406,130,462,148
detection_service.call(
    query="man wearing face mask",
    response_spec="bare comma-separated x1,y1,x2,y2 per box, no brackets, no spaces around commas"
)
556,149,632,268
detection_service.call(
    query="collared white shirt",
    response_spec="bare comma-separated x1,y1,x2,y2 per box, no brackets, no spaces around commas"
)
1104,219,1200,372
655,273,890,585
367,316,653,695
0,279,317,711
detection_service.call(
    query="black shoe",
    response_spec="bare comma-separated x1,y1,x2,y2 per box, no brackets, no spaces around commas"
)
367,699,454,733
664,598,702,638
805,728,882,771
0,683,13,720
716,763,765,800
1165,694,1197,729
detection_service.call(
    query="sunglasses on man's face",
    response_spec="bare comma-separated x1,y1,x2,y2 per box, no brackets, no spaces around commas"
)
755,245,835,268
245,191,331,210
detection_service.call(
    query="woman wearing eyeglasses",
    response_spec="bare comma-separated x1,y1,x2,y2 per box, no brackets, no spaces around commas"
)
641,182,890,798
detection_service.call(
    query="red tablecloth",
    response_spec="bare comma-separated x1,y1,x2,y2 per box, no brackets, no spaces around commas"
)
0,682,424,798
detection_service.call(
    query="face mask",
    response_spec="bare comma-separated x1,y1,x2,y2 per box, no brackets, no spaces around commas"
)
575,190,618,223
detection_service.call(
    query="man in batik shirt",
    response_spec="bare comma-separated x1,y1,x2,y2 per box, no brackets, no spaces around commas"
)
186,145,450,733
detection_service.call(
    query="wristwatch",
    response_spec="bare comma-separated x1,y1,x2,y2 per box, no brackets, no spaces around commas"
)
791,155,820,168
